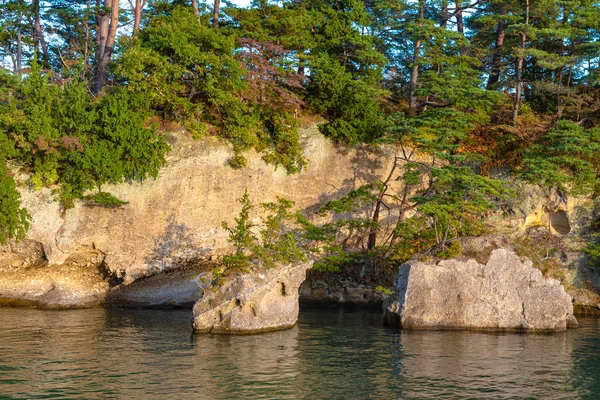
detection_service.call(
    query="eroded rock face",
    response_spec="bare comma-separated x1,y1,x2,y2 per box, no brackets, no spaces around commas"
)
5,125,390,283
384,249,578,332
0,247,108,309
0,240,47,271
299,280,387,307
104,264,213,308
0,125,391,308
570,288,600,316
193,261,312,334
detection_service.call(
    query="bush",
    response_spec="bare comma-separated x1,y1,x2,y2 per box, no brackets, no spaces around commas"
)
221,190,307,270
0,160,30,245
521,120,600,196
437,240,462,259
584,241,600,270
1,60,170,210
82,192,129,208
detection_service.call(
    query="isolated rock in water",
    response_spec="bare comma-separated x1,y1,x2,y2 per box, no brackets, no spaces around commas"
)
384,249,577,332
193,261,313,334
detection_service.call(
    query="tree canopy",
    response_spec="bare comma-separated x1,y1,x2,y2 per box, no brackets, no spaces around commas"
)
1,0,600,246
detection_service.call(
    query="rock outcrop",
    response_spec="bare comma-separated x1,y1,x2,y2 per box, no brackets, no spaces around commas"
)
299,280,387,307
0,124,391,308
3,124,389,283
0,247,108,309
570,288,600,316
384,249,578,332
486,181,591,237
104,265,212,308
193,261,312,334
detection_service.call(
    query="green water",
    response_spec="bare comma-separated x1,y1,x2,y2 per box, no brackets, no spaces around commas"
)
1,307,599,399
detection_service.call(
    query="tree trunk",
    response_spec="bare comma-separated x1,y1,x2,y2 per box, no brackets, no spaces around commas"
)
16,25,22,77
512,0,529,124
367,159,398,250
455,1,464,34
556,6,568,119
33,0,48,61
213,0,220,29
95,0,119,94
408,0,424,116
133,0,142,36
455,1,465,55
96,0,109,66
487,5,507,90
83,0,91,77
440,0,449,28
15,0,22,76
191,0,201,22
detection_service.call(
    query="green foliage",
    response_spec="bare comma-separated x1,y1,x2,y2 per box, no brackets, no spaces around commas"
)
309,54,387,144
116,7,245,125
209,266,226,287
221,190,307,270
116,6,306,173
387,217,436,265
437,240,462,259
295,214,352,272
412,165,506,245
584,242,600,270
222,253,252,271
0,159,30,245
82,192,129,208
222,189,256,259
321,183,380,214
298,183,385,271
375,285,394,295
256,197,306,267
0,60,170,212
521,120,600,196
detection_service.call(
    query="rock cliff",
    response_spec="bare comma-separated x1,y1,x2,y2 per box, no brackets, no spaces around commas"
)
0,125,390,307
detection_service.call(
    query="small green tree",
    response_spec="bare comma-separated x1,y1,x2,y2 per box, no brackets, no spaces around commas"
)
0,60,170,209
221,189,257,269
411,165,506,248
221,190,307,270
306,0,389,144
257,197,306,267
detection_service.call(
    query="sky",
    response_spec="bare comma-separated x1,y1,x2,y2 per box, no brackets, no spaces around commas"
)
229,0,252,7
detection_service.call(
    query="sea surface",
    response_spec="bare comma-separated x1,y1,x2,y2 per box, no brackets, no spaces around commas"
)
1,306,599,399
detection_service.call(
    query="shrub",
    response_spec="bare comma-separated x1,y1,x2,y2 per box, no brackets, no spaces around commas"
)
221,190,307,270
1,60,170,210
437,240,462,259
0,160,30,245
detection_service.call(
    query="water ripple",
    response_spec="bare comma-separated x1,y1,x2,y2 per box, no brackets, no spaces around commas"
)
0,308,599,399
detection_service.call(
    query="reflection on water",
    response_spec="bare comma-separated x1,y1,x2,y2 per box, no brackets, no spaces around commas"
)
1,307,600,399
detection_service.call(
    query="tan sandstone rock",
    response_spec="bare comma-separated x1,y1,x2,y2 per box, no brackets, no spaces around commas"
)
7,125,389,282
384,249,578,332
0,125,391,308
0,247,108,309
